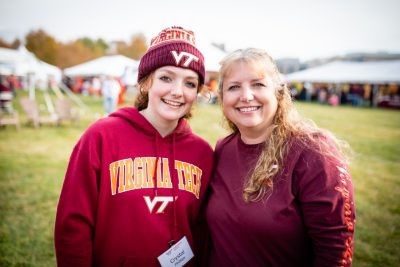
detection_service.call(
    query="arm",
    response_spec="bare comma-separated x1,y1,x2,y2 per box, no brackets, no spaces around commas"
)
54,130,101,267
191,189,211,267
294,149,355,267
192,142,215,267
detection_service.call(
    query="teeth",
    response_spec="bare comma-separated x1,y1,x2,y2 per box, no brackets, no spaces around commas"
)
163,99,182,106
238,107,258,112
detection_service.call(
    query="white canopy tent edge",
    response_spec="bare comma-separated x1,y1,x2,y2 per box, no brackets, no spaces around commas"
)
0,46,62,85
0,46,89,114
284,60,400,84
63,55,139,86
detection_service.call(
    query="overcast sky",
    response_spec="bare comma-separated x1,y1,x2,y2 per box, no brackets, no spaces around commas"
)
1,0,399,61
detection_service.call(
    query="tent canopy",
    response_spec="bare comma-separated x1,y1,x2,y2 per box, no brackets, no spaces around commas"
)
64,55,138,78
284,60,400,84
0,46,62,83
197,42,227,73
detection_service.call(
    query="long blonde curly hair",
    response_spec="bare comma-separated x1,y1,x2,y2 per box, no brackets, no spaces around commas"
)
218,48,350,202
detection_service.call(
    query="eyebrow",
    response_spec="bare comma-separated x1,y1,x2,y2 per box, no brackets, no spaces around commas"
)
158,69,199,80
227,78,265,84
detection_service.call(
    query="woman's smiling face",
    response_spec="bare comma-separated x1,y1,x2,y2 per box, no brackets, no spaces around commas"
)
145,65,199,124
222,61,278,138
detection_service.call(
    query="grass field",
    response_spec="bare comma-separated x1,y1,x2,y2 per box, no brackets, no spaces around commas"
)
0,94,399,266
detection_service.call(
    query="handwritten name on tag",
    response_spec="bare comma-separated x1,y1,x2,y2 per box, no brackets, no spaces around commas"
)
157,236,194,267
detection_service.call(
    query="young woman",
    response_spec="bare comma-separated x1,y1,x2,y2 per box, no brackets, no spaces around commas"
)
55,26,213,267
206,48,355,266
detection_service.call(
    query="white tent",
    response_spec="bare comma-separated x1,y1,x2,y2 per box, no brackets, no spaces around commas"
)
64,55,139,81
0,46,62,84
37,60,62,82
0,47,27,75
284,60,400,84
197,42,227,73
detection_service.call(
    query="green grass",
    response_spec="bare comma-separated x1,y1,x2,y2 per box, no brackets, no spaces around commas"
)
0,95,399,266
295,103,400,266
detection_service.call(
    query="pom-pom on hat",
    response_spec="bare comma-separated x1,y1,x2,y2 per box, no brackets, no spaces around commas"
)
138,26,205,84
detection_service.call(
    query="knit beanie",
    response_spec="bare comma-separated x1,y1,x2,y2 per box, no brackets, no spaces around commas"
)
138,26,205,84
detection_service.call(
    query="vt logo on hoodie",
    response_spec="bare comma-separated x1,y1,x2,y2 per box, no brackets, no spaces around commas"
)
143,196,178,213
109,156,203,199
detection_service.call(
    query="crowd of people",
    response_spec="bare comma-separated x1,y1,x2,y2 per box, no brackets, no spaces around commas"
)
55,26,355,267
0,75,20,113
63,75,129,115
290,81,400,108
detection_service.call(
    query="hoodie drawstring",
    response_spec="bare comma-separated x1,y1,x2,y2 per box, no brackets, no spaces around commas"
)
153,132,178,247
153,134,159,196
170,133,177,246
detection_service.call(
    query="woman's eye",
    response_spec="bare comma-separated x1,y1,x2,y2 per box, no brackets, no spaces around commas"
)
254,83,266,88
227,85,240,91
160,76,171,82
186,82,197,88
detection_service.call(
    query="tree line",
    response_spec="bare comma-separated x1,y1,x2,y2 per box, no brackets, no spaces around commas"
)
0,29,148,69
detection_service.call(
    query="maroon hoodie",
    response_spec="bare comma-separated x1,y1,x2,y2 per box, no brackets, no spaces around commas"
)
55,107,213,267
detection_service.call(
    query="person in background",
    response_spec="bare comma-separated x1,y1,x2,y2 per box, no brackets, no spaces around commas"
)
207,78,218,104
0,76,13,113
90,76,101,97
117,76,126,106
101,75,121,115
206,48,355,266
6,74,18,97
55,26,213,267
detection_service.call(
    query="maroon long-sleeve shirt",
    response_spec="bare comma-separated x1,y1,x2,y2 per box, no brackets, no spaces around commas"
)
206,132,355,267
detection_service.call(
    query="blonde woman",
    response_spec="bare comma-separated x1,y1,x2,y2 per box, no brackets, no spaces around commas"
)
206,48,355,266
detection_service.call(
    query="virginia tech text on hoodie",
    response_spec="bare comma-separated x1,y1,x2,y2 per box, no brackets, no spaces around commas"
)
55,107,213,267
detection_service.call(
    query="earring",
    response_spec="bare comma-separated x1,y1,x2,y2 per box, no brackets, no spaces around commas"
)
140,87,146,96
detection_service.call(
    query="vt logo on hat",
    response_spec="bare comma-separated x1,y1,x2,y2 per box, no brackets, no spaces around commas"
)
138,26,205,84
171,51,199,67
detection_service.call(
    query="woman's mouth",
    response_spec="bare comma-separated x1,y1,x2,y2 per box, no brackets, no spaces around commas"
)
162,99,184,107
236,106,260,113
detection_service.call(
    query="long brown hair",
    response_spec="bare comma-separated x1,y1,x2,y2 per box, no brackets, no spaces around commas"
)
218,48,350,202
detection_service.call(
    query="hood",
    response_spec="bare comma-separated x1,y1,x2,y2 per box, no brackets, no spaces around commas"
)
109,107,204,233
110,107,194,213
110,107,193,140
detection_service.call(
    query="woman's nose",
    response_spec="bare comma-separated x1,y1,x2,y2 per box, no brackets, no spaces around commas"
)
170,81,184,96
239,87,254,102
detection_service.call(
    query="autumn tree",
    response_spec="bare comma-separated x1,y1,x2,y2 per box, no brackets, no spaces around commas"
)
11,39,21,49
0,38,20,49
56,41,97,69
0,38,12,49
76,37,109,55
25,29,58,65
116,33,147,60
130,33,147,59
3,28,147,69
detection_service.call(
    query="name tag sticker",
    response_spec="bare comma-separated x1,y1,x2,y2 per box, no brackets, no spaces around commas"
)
157,236,194,267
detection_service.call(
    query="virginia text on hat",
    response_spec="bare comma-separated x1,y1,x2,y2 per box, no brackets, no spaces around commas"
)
150,26,196,48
